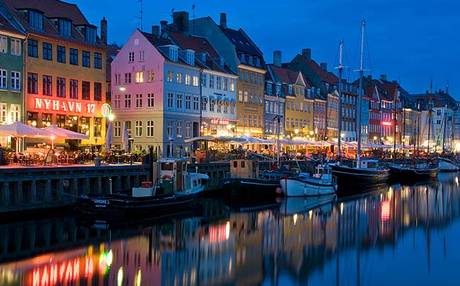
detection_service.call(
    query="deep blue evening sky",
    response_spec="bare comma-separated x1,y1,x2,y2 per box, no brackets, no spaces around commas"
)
71,0,460,98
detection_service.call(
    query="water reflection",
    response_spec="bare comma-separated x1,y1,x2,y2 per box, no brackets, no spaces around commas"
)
1,173,460,285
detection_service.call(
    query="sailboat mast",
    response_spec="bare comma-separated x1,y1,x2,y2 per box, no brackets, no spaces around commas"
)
357,20,366,167
427,81,433,154
337,40,344,160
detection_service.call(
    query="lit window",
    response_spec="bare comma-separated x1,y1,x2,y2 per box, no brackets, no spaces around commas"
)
135,71,144,83
10,71,20,90
135,120,143,137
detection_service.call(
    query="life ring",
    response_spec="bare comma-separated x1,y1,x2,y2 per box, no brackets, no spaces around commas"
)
162,175,172,180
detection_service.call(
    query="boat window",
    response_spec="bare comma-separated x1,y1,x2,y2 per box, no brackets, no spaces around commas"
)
241,161,245,168
233,161,238,168
161,163,173,170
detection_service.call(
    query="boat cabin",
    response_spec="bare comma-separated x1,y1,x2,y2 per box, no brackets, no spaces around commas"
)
354,159,379,169
159,158,209,194
230,159,258,179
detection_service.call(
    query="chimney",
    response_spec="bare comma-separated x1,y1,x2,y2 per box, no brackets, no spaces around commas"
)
152,25,160,37
273,50,282,67
380,74,387,81
172,11,189,33
220,13,227,29
320,62,327,71
100,17,107,45
302,48,311,60
160,20,168,34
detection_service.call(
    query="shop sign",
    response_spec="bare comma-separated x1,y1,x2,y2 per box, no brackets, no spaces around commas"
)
33,97,97,115
210,118,230,125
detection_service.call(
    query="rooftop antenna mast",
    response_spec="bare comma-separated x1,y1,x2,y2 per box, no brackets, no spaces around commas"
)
138,0,143,30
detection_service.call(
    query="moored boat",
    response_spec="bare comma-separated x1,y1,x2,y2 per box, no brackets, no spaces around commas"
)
280,164,335,197
76,158,209,219
388,161,439,181
438,158,459,172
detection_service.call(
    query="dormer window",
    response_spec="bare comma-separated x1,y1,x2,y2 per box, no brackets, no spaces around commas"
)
27,10,44,31
168,45,178,62
185,49,195,66
85,26,96,44
58,19,72,37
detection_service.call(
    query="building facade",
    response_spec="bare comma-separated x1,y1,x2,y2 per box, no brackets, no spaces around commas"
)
264,52,285,138
4,0,108,146
111,29,201,156
0,10,24,147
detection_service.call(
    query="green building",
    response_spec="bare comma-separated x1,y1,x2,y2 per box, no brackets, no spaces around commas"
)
0,8,25,147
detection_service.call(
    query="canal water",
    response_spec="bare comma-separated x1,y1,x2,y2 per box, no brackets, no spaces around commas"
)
1,173,460,286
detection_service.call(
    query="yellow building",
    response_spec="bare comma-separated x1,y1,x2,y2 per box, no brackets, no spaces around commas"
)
5,0,107,147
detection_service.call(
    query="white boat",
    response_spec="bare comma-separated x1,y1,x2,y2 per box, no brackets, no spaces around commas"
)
281,194,336,215
438,158,459,172
280,164,336,197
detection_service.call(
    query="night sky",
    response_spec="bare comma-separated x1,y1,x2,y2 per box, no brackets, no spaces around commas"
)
71,0,460,98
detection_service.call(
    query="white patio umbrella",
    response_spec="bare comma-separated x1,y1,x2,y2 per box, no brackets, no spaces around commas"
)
105,121,113,151
42,125,88,149
0,122,49,151
122,124,129,152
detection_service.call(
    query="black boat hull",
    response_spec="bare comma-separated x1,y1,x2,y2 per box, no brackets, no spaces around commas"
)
76,192,201,220
388,165,439,182
221,178,283,199
331,164,390,195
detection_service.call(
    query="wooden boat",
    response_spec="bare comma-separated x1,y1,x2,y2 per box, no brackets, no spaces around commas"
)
331,159,390,193
388,161,439,181
77,158,209,219
280,164,335,197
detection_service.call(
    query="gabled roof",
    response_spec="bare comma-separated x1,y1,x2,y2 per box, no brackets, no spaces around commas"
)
268,65,307,86
2,0,103,46
290,53,338,85
0,10,23,35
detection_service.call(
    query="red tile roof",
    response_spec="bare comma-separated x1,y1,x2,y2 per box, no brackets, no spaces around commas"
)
269,65,301,85
306,59,338,84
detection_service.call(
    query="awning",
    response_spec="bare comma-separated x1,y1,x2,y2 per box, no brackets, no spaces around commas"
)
42,125,89,140
0,122,49,137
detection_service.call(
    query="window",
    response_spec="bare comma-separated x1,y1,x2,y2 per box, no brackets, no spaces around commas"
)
139,51,144,61
70,79,78,99
82,81,90,100
94,117,102,137
94,52,102,69
167,71,173,82
70,48,78,65
223,78,228,91
185,74,191,85
58,19,71,37
42,75,52,96
192,76,199,87
185,122,192,138
147,93,154,107
210,99,215,112
201,74,207,87
209,75,214,88
0,36,6,53
124,94,131,108
113,94,121,109
176,73,182,84
167,93,174,109
27,73,38,94
0,104,6,123
128,52,134,62
11,39,21,56
125,121,132,135
146,121,154,137
176,94,183,109
82,51,90,67
147,71,155,82
135,121,143,137
42,42,52,60
216,76,222,89
0,69,6,89
94,82,102,101
114,121,121,137
28,10,44,31
185,95,191,110
10,104,20,123
57,77,66,98
124,73,131,84
238,90,243,102
57,46,66,63
135,71,144,83
85,26,97,44
176,121,182,137
193,96,199,111
135,94,143,108
28,39,38,57
167,121,173,137
10,71,20,90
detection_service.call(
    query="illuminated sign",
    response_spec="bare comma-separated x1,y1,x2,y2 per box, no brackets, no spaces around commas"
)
210,118,230,125
101,103,113,118
381,121,392,126
32,97,97,115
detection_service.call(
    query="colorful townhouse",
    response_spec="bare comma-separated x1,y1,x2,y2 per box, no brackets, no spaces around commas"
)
190,13,266,138
265,51,310,138
264,51,285,138
165,12,238,137
111,28,201,156
3,0,108,147
341,82,358,142
286,48,339,141
0,8,25,147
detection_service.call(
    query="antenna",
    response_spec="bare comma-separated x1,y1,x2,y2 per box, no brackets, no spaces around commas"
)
359,19,366,72
138,0,143,30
